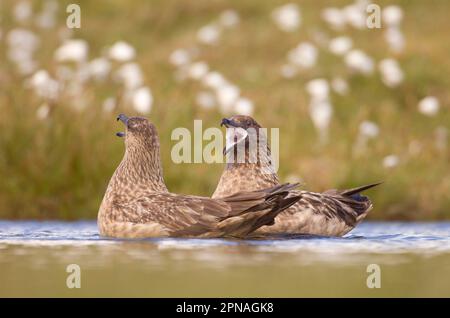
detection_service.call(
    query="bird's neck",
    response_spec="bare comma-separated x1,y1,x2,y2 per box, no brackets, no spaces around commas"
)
109,144,168,196
213,149,280,198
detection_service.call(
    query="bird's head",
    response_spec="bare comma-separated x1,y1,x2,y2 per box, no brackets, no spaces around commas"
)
220,115,262,130
116,114,159,151
220,115,269,161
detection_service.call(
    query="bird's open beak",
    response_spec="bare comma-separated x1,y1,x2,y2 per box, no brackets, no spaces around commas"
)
220,117,238,128
116,114,129,137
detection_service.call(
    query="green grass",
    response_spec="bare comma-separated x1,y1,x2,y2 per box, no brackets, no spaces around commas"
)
0,0,449,220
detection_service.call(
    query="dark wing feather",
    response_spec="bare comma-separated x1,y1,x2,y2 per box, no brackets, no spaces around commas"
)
112,184,301,238
288,182,380,227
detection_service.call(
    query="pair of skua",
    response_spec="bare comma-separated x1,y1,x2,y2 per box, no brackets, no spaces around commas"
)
98,114,379,239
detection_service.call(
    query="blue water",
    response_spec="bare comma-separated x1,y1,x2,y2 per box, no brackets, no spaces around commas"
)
1,220,450,255
2,221,450,297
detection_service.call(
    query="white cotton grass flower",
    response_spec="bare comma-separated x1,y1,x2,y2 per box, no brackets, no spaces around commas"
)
328,36,353,56
132,87,153,114
102,97,116,113
359,120,379,138
36,0,58,29
287,42,318,69
13,1,33,23
108,41,136,62
383,155,399,169
88,58,111,81
418,96,440,116
8,47,34,63
345,49,374,75
54,39,89,63
202,71,228,90
28,70,60,100
321,7,346,30
271,3,301,32
187,62,209,80
219,10,240,28
384,27,405,53
197,24,221,45
382,5,403,27
234,97,254,116
280,64,298,79
343,4,366,29
7,28,41,75
306,78,329,101
353,120,379,156
309,100,333,144
331,77,349,95
169,49,191,67
36,103,51,120
216,85,240,114
7,28,39,52
114,63,144,89
306,79,332,143
196,91,216,110
378,58,404,88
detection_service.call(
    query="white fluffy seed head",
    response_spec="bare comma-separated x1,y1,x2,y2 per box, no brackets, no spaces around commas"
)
382,5,403,26
359,121,379,138
234,97,254,116
108,41,136,62
418,96,440,116
272,3,301,32
328,36,353,56
132,87,153,114
345,49,374,75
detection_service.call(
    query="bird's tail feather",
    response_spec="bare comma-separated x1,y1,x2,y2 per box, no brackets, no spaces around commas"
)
340,182,383,197
218,183,302,237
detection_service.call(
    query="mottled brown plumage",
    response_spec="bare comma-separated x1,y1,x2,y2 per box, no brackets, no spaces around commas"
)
97,114,301,238
213,115,381,237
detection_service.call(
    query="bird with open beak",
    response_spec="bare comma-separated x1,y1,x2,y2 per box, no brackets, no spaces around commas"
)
214,115,381,236
97,114,302,238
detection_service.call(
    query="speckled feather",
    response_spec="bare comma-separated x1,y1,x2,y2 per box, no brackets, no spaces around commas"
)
98,115,301,238
213,115,381,237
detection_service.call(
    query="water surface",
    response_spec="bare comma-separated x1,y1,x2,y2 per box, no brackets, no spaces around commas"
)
1,221,450,297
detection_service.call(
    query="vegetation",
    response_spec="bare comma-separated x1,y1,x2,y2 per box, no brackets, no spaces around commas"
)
0,0,449,220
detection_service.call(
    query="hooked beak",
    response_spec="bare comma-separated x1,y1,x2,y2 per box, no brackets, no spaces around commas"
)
116,114,129,138
117,113,129,125
220,117,239,128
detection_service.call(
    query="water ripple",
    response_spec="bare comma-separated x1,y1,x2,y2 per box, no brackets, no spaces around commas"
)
1,221,450,256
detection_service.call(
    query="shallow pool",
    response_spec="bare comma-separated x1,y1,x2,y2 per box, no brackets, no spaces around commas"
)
1,221,449,297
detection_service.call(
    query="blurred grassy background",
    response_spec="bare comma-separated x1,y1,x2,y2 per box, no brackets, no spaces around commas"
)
0,0,449,220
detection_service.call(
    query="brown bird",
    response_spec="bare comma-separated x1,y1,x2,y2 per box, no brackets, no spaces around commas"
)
97,114,301,239
213,115,381,237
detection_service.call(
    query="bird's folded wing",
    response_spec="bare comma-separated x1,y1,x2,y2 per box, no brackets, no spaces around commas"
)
113,192,231,234
285,189,372,227
112,183,299,237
